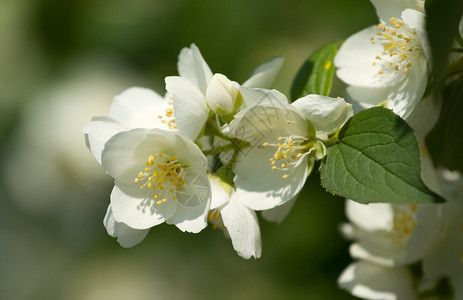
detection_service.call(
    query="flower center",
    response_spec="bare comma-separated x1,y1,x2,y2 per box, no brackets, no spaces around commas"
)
157,97,178,130
134,153,186,205
208,208,225,230
262,133,315,179
386,205,418,245
371,17,421,76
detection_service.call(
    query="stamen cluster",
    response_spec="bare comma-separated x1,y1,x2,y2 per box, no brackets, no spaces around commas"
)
134,153,186,205
263,134,314,179
371,17,420,76
386,205,418,245
157,97,177,130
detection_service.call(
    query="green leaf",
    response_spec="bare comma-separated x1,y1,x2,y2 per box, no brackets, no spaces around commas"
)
425,0,463,82
320,107,444,204
290,41,342,101
426,76,463,173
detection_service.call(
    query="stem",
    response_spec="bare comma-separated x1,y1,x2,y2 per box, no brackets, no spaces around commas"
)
202,143,237,156
205,118,231,141
324,127,342,146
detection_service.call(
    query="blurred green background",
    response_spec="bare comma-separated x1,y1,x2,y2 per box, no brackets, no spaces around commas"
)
0,0,378,299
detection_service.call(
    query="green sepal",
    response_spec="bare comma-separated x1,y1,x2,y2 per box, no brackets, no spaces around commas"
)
290,41,342,101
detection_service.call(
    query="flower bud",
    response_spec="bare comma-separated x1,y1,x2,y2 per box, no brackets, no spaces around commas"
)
206,73,242,116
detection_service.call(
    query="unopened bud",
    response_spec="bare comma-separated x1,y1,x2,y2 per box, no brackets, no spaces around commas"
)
206,73,242,115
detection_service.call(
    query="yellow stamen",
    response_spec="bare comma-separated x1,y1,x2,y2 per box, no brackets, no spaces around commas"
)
324,61,332,70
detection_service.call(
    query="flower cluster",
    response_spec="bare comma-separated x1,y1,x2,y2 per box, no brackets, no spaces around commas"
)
334,0,463,299
84,44,352,258
83,0,462,297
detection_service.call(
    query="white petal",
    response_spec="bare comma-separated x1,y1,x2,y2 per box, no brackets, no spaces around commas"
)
175,171,211,210
238,86,289,109
349,243,404,267
242,56,284,89
261,195,297,223
177,43,213,94
291,95,353,138
340,223,356,240
234,148,308,210
370,0,424,23
165,76,209,140
148,130,209,171
110,183,177,230
335,26,405,87
83,116,127,164
423,217,463,278
103,205,149,247
338,261,416,300
168,201,210,233
229,99,307,144
422,169,463,278
108,87,172,130
404,204,442,263
346,200,394,232
401,9,431,64
167,171,211,233
386,54,427,118
405,94,441,139
346,84,395,110
209,175,231,209
101,128,151,184
221,193,262,259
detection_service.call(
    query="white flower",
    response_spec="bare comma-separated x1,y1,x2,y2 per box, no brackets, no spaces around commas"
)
227,87,352,210
208,175,261,259
83,87,176,164
334,4,430,118
340,153,442,266
338,261,416,300
423,169,463,282
101,128,211,235
165,43,283,141
206,73,242,116
342,200,441,267
83,87,183,247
